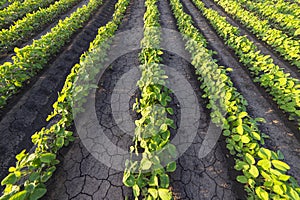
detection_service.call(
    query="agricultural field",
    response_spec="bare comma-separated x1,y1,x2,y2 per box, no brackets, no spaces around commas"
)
0,0,299,199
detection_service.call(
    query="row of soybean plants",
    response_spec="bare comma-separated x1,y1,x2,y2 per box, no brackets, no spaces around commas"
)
241,0,300,17
212,0,300,70
122,0,176,199
0,0,82,54
237,0,300,38
0,0,56,30
254,0,300,17
190,0,300,132
0,0,130,199
0,0,103,109
170,0,300,199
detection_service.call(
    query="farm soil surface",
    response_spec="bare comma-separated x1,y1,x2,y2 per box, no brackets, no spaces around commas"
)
1,0,300,199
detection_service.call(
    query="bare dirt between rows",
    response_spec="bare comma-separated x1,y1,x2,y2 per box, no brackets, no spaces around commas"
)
0,0,117,192
182,0,300,186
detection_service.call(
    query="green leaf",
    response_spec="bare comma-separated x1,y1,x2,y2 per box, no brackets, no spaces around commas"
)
236,175,248,184
258,148,272,160
255,118,266,123
236,125,243,135
161,130,170,140
158,188,172,200
264,181,273,187
16,150,27,161
232,135,241,141
14,81,22,87
277,150,284,160
227,115,236,122
133,184,140,197
273,185,283,195
245,153,255,165
123,174,135,187
261,170,271,180
226,144,234,151
166,108,174,115
41,171,53,183
166,161,176,172
29,172,40,182
149,175,158,187
278,174,290,181
160,124,168,132
270,168,284,177
287,187,300,199
136,173,147,188
1,173,17,185
157,50,163,55
10,191,28,200
278,77,287,86
223,130,231,136
294,28,300,36
271,160,290,172
146,195,152,200
55,137,64,148
160,174,169,188
251,132,261,141
241,135,250,143
248,165,259,178
40,153,56,164
8,167,16,172
167,144,177,158
235,161,249,171
257,159,271,170
238,111,248,118
140,158,152,170
255,187,269,200
150,155,160,165
148,188,158,198
29,188,47,200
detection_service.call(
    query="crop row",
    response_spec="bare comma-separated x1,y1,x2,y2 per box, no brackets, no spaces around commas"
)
0,0,130,199
213,0,300,70
238,0,300,38
242,0,300,17
191,0,300,131
0,0,81,54
170,0,300,199
0,0,103,109
122,0,175,199
0,0,56,30
254,0,300,17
